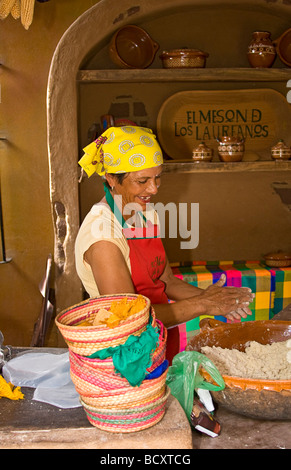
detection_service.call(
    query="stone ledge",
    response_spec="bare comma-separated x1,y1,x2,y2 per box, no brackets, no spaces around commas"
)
0,394,192,449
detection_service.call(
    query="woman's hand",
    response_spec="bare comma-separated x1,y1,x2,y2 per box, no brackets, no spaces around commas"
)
198,274,255,321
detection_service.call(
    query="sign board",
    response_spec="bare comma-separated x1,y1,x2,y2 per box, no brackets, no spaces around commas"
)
156,89,291,160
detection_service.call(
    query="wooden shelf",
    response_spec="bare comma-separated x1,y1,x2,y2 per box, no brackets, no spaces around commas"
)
77,68,291,174
162,160,291,173
77,68,291,83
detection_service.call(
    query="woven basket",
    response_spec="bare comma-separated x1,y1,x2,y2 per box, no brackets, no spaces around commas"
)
72,341,169,432
79,385,170,433
68,318,167,395
55,294,151,356
78,368,168,406
56,294,170,432
68,318,167,376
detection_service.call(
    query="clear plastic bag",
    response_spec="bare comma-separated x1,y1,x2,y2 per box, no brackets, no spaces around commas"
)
166,350,225,421
2,351,81,408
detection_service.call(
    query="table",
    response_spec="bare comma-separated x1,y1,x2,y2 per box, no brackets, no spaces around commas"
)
1,385,290,450
192,404,291,449
1,310,291,450
171,261,291,350
0,387,192,449
0,348,192,449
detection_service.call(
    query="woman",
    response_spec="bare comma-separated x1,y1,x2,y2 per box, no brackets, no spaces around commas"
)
75,126,254,362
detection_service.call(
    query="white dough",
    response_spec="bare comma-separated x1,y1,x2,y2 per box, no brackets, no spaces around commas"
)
202,340,291,380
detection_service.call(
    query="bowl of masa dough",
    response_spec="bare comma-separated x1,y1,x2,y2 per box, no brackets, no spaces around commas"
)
186,318,291,420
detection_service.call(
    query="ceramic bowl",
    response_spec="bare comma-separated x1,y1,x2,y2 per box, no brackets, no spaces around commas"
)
264,252,291,267
274,28,291,67
192,142,213,162
159,48,209,68
109,25,159,69
217,136,244,162
186,318,291,420
271,139,291,160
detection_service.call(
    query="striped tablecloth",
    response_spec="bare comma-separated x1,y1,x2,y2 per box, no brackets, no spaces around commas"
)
171,261,291,351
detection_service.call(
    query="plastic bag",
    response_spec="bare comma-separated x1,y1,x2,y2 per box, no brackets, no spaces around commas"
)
166,350,225,422
2,351,81,408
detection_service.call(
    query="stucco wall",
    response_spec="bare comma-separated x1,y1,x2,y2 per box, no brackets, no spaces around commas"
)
0,0,102,347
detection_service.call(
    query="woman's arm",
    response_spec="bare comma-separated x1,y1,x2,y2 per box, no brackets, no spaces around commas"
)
85,240,135,295
85,242,255,328
159,258,203,300
156,257,255,325
85,241,202,326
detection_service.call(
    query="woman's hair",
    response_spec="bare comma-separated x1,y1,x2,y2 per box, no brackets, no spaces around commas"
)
103,173,128,189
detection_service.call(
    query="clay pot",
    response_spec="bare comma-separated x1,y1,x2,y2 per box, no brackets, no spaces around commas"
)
159,48,209,68
247,31,276,68
192,142,213,162
217,136,244,162
271,139,291,160
264,251,291,267
186,318,291,420
273,28,291,67
109,25,159,69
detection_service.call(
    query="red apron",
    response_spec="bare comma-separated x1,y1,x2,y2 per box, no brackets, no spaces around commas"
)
105,185,180,364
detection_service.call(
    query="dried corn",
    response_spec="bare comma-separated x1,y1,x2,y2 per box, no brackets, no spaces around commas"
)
21,0,35,30
11,0,20,19
0,0,16,19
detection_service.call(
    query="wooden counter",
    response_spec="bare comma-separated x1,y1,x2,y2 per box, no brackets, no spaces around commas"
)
1,307,290,450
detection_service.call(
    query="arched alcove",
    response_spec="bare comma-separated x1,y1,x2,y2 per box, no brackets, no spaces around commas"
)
47,0,291,315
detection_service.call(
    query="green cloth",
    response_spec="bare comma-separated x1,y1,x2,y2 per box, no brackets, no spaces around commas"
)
89,324,159,387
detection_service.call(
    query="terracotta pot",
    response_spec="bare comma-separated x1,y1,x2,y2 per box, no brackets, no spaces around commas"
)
247,31,276,68
271,139,291,161
264,251,291,267
109,25,159,69
273,28,291,67
217,136,244,162
192,141,213,162
159,48,209,68
186,319,291,420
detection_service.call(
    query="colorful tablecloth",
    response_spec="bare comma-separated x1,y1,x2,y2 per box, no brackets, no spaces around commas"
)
171,261,291,351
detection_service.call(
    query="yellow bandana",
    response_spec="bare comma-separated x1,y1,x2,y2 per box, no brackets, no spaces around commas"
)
78,126,163,177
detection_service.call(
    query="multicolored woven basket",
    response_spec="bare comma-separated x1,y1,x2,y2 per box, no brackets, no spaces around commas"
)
68,318,166,377
80,386,171,433
55,293,151,356
55,294,170,433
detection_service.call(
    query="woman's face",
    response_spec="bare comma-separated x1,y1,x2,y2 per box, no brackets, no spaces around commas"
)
107,166,163,213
